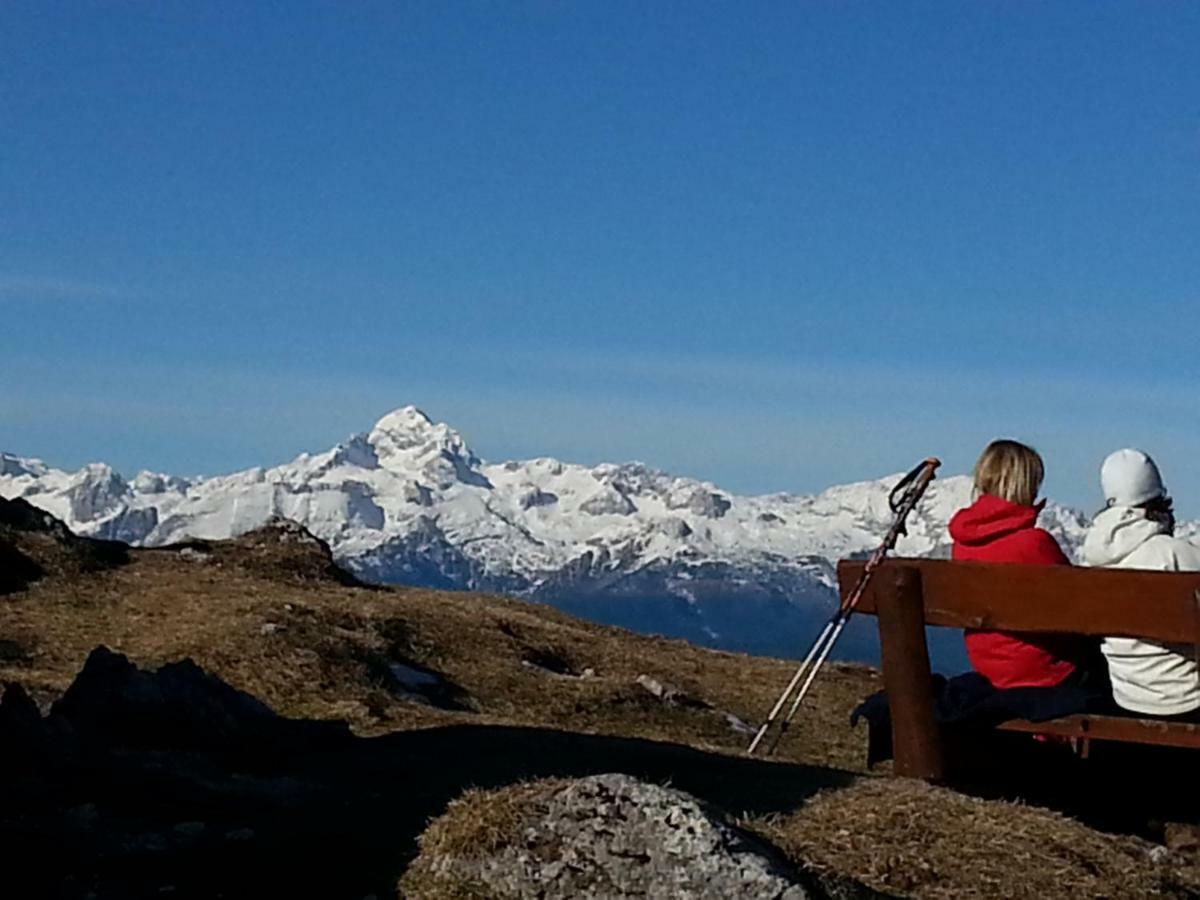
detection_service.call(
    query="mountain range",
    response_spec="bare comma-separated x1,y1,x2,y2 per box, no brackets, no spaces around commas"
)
2,406,1152,663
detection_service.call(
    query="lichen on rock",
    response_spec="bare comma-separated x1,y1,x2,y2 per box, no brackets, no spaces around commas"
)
403,773,862,899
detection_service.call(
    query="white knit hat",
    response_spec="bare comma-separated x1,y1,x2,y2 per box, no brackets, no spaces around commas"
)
1100,448,1167,507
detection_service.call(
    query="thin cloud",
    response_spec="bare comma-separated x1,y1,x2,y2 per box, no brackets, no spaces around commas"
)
0,275,129,301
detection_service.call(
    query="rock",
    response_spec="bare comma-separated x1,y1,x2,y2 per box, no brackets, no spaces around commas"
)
635,675,760,737
48,646,351,752
580,486,637,516
635,674,709,709
724,711,757,735
92,505,159,543
402,481,435,507
413,774,818,898
0,496,128,591
667,487,732,519
0,494,80,539
519,488,558,510
660,517,693,539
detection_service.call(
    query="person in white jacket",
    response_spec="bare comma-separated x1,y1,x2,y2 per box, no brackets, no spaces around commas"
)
1081,448,1200,719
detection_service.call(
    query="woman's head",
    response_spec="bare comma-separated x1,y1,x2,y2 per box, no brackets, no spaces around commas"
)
973,439,1045,507
1099,447,1174,533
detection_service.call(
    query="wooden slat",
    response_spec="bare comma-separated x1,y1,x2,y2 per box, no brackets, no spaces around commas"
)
996,714,1200,749
839,558,1200,644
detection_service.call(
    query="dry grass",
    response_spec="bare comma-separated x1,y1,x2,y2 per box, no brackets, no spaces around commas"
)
750,778,1200,898
415,778,566,859
398,778,568,899
0,523,879,771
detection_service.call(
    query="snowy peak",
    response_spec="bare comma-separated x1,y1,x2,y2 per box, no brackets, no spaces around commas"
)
367,406,488,489
66,463,130,521
369,406,438,445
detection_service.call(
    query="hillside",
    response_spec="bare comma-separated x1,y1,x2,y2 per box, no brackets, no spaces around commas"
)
0,497,874,768
3,497,1199,898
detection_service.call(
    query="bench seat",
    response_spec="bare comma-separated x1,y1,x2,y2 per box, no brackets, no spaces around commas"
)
996,714,1200,749
835,557,1200,777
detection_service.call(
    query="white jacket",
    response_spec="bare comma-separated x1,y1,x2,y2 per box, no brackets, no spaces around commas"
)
1081,505,1200,716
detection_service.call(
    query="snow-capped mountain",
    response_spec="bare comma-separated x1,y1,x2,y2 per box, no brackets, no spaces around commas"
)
0,406,1103,663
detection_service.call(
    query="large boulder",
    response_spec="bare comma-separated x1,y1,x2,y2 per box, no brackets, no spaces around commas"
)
404,773,880,899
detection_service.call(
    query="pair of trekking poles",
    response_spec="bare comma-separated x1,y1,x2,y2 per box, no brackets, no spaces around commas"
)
747,457,941,757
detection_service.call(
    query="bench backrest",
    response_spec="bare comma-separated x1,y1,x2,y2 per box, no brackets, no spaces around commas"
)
837,558,1200,645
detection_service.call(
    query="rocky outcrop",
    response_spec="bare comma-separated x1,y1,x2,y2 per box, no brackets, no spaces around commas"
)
580,484,637,516
50,646,350,752
405,774,881,899
160,517,365,587
0,495,128,592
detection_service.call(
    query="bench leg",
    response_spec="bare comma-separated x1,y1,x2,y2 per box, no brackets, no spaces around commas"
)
878,566,946,781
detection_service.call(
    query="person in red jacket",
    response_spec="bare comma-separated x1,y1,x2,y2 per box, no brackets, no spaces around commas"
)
949,439,1081,689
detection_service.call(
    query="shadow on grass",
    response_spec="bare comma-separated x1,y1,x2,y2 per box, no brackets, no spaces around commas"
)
4,722,856,899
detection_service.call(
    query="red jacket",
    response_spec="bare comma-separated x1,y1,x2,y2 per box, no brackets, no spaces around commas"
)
949,493,1077,689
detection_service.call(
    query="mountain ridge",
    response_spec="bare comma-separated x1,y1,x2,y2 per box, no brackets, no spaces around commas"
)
3,406,1158,661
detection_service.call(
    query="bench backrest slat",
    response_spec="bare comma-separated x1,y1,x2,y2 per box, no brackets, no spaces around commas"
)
837,558,1200,645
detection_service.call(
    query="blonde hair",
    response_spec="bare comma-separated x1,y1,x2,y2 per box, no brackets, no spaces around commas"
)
973,439,1045,507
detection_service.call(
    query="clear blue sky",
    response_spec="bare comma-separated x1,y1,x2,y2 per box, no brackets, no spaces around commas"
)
3,2,1199,515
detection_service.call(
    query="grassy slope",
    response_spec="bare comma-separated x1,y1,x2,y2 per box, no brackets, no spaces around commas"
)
3,522,1198,897
0,526,878,771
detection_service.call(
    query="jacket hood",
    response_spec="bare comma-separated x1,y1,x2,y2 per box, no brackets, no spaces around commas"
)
1081,504,1170,567
948,493,1044,546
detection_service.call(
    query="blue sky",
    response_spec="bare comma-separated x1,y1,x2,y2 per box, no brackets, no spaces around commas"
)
3,2,1199,515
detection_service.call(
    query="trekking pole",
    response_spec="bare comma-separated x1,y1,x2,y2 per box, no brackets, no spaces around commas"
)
761,457,940,755
747,457,940,756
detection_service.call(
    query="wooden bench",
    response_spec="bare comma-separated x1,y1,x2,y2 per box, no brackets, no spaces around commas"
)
837,558,1200,779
